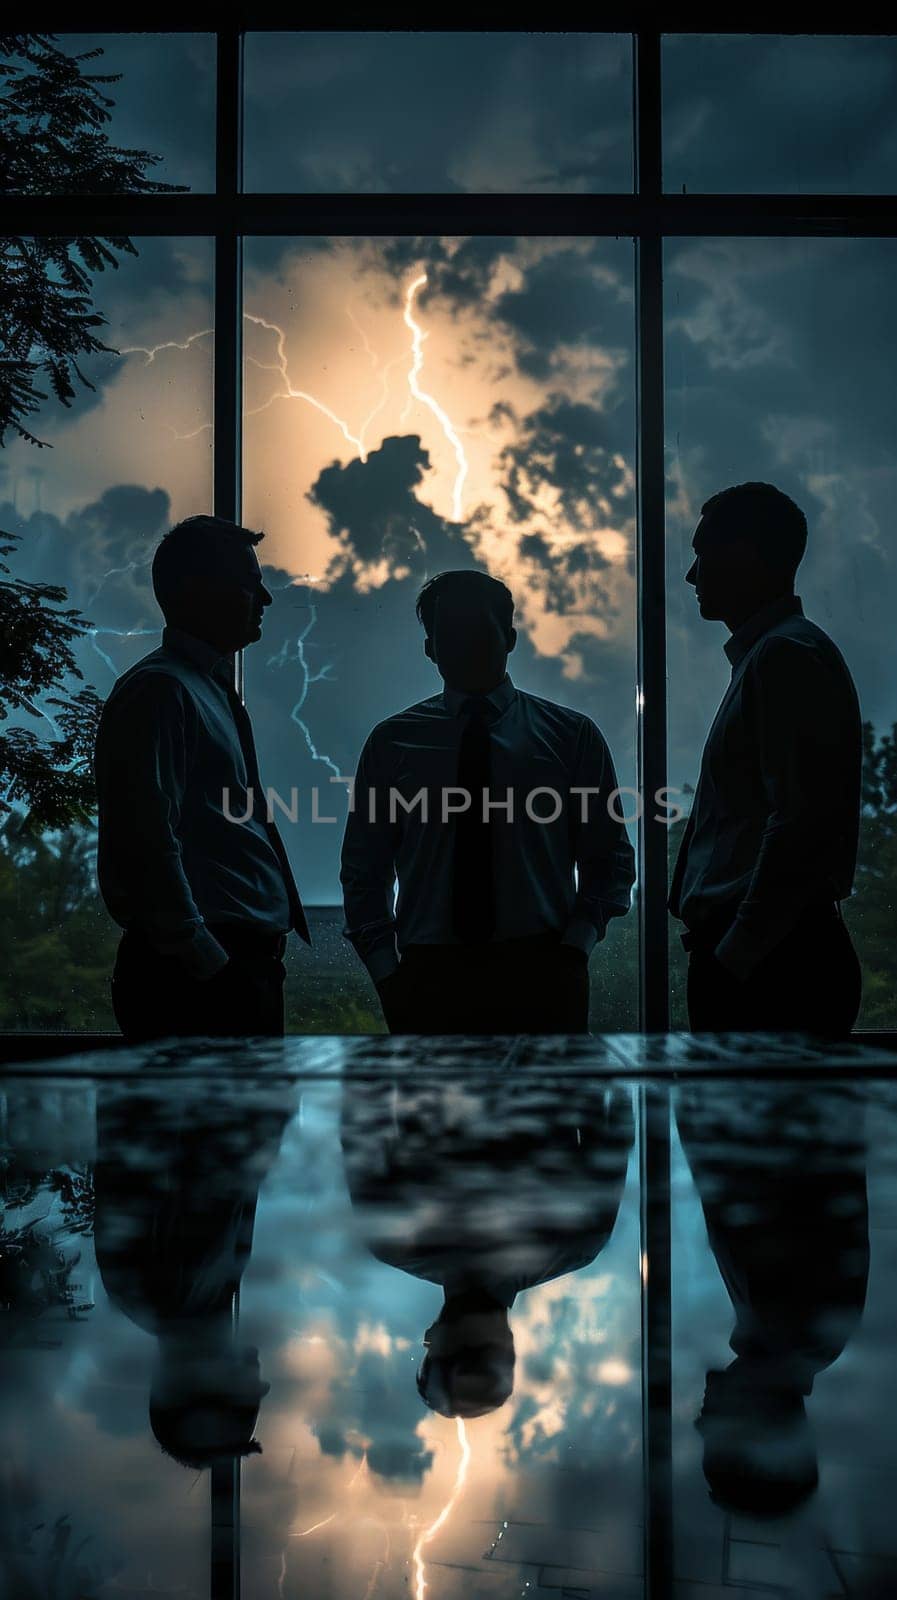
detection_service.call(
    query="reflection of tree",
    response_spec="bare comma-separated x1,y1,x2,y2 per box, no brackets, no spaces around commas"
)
0,1218,92,1342
0,1471,110,1600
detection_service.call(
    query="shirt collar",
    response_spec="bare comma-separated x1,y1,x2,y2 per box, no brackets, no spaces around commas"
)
724,594,803,669
162,625,235,687
441,672,518,719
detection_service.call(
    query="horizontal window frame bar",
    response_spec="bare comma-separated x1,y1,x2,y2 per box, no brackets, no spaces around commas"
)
20,19,897,34
6,193,897,236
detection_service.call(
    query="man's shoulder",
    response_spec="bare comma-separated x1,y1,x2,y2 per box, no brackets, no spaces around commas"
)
516,688,601,738
755,612,855,678
100,648,194,715
367,693,448,741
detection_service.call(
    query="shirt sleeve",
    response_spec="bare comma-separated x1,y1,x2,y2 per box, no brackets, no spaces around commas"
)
94,674,229,979
339,726,400,983
714,635,848,981
561,717,637,955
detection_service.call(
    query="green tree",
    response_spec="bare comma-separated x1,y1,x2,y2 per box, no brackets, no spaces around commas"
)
1,33,185,828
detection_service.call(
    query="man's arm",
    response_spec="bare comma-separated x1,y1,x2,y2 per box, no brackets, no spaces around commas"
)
562,717,637,957
715,636,849,981
95,674,229,979
339,727,401,984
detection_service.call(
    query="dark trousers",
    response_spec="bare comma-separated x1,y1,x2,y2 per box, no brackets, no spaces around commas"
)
111,923,287,1044
685,903,862,1039
379,932,591,1035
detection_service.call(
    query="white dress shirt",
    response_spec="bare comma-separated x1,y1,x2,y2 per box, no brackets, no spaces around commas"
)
94,626,308,978
669,595,861,979
340,673,635,982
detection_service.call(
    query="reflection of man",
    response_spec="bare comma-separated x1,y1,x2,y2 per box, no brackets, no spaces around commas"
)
341,1075,634,1417
341,569,635,1033
94,1085,291,1469
677,1085,868,1515
94,515,310,1043
669,482,863,1037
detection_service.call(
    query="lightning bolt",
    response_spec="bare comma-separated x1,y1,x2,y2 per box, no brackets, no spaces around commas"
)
118,329,213,364
402,274,468,524
243,312,368,456
117,276,470,523
84,555,153,607
266,590,340,778
86,627,156,678
411,1418,471,1600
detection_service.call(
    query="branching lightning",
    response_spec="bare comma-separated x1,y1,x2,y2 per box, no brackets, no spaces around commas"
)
243,312,367,456
116,271,470,521
402,273,468,523
411,1417,471,1600
266,586,340,778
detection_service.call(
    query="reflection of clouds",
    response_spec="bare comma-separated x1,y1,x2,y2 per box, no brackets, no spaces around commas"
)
235,1086,642,1594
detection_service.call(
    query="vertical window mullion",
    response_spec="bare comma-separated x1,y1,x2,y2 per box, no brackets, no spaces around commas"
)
215,28,244,697
634,30,669,1034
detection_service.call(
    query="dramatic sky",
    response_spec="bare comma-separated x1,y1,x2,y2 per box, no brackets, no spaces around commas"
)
3,31,897,908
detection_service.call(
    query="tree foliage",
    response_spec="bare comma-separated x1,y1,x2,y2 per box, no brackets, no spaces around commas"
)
0,33,184,826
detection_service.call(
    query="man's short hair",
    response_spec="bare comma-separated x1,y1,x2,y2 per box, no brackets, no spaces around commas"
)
152,515,264,615
699,482,808,578
416,569,514,639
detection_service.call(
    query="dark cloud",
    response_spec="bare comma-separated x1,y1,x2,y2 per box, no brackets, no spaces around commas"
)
309,434,466,573
664,34,897,194
242,33,631,195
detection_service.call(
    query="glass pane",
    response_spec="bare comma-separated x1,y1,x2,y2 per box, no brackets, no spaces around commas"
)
2,33,215,193
243,33,633,193
0,236,214,1028
663,34,897,194
242,235,639,1031
0,1062,643,1597
665,237,897,1029
672,1079,894,1593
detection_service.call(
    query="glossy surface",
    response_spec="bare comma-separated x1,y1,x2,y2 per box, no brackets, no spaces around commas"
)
1,1035,895,1598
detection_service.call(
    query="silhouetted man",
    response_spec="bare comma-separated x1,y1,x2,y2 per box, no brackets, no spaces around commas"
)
94,515,310,1042
340,569,635,1033
677,1084,868,1516
341,1074,633,1417
669,483,862,1037
94,1082,293,1469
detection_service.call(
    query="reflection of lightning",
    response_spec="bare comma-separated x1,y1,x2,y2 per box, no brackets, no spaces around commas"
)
267,593,339,777
411,1417,471,1600
278,1451,370,1598
403,274,468,523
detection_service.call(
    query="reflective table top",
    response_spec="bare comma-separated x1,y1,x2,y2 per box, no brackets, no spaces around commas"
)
1,1035,895,1599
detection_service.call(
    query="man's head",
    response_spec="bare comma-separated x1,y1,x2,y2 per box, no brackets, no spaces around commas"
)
686,482,808,629
152,515,273,654
417,570,516,694
416,1292,516,1419
149,1338,270,1471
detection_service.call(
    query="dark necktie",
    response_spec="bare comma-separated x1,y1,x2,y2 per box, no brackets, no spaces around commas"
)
451,696,496,945
224,681,311,946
